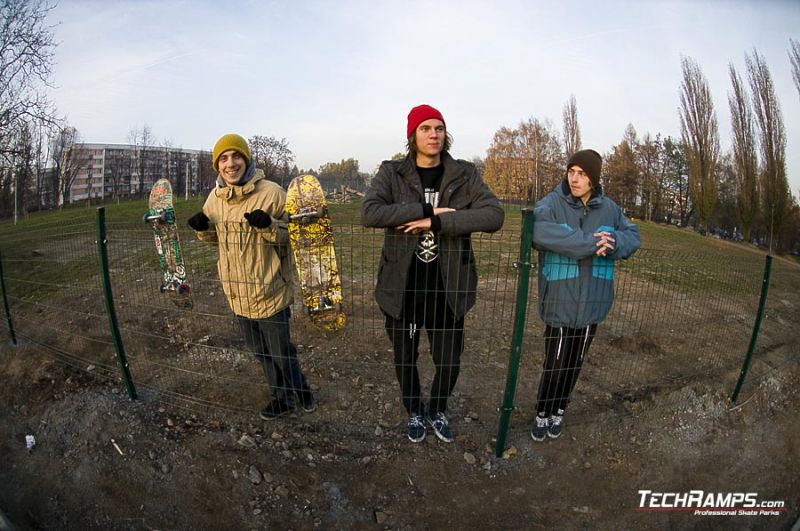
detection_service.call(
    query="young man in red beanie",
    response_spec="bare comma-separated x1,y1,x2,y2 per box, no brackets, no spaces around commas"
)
187,133,316,420
362,105,504,443
529,149,640,441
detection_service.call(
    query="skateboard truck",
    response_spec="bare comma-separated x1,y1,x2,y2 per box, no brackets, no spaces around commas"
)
308,296,335,314
143,211,176,224
289,207,327,223
160,279,191,294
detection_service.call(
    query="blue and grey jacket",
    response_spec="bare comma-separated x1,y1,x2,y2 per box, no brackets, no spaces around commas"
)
533,180,640,328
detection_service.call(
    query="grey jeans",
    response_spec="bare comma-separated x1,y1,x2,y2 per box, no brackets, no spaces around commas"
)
237,307,309,406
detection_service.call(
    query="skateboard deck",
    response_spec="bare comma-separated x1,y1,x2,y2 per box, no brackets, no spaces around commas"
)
285,174,345,332
144,178,192,309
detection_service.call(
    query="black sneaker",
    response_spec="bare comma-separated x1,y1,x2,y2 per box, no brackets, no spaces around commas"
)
297,388,317,413
259,399,294,420
407,414,427,443
530,414,548,442
548,409,564,438
428,412,454,443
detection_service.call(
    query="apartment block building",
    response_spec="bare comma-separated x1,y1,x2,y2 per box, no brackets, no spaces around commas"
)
67,143,208,203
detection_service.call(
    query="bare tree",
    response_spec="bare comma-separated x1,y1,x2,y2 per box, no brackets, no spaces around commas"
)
248,135,295,187
104,147,133,201
50,126,91,206
562,94,582,158
196,149,216,192
790,38,800,99
15,123,35,218
0,0,58,143
728,63,759,242
31,121,52,210
0,122,36,220
679,56,720,232
747,48,789,252
129,125,155,197
171,146,191,198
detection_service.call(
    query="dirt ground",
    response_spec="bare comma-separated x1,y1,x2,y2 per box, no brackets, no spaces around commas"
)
0,222,798,529
1,328,798,530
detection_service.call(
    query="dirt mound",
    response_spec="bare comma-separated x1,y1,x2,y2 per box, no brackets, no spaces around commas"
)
1,345,797,530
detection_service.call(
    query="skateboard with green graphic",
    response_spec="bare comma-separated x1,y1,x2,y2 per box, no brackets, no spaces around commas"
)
144,178,192,309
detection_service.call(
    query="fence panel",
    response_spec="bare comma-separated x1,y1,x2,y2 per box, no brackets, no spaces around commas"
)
0,208,794,445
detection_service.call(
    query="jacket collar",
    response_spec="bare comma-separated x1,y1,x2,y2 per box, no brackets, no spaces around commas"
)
559,178,604,208
398,151,464,186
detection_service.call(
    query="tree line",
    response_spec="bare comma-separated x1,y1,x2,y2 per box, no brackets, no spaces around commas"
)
484,47,800,255
1,1,798,254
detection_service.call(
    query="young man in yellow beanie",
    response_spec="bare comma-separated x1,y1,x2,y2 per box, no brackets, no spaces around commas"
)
362,105,504,443
188,133,316,419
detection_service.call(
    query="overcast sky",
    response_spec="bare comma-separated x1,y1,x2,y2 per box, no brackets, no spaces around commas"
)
48,0,800,192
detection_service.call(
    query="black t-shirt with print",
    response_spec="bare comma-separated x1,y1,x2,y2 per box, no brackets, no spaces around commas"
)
404,163,445,319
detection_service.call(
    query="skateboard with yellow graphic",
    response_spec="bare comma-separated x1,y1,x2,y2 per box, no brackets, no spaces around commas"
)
144,178,192,309
285,174,345,332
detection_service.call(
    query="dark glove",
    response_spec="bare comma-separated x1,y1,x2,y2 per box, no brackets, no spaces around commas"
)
243,209,272,228
187,212,210,231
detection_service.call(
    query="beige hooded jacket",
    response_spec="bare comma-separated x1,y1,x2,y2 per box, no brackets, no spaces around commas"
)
197,169,293,319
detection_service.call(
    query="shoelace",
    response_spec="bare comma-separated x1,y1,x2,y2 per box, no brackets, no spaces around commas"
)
433,413,448,428
409,415,425,427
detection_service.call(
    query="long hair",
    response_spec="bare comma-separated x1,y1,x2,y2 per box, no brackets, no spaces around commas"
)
406,131,454,155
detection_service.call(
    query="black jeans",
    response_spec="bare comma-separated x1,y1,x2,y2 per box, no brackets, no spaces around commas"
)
385,290,465,417
535,324,597,416
238,307,309,407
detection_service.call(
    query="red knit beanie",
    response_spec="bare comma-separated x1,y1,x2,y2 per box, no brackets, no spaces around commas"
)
407,104,445,139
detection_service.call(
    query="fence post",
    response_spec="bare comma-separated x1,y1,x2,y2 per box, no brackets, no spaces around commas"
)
96,207,137,400
731,254,772,404
495,207,535,457
0,248,18,346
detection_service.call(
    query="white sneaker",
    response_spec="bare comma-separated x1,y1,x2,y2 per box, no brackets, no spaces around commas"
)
530,415,549,441
548,409,564,438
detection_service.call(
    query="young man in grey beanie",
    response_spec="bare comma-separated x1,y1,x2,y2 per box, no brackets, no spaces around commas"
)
530,149,640,441
362,104,504,443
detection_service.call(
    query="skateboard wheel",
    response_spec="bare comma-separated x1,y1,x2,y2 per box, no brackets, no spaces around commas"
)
176,283,191,294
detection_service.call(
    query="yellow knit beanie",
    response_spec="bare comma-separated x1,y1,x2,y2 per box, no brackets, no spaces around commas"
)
212,133,251,171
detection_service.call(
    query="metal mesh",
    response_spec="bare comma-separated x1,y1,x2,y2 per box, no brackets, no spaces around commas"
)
0,209,794,444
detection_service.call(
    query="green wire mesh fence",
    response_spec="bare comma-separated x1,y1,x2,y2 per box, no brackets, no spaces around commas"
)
0,206,796,448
